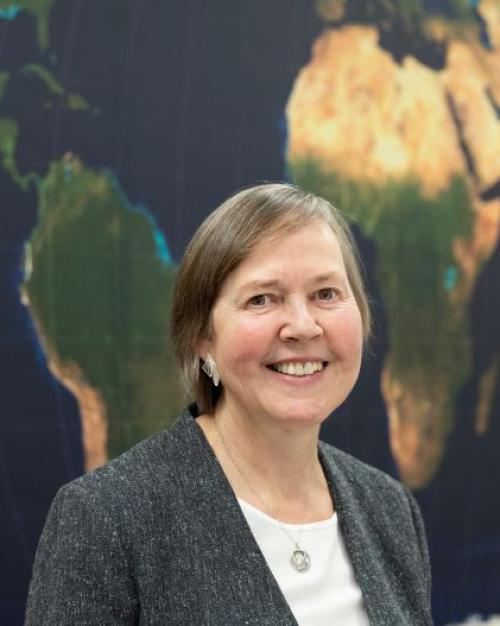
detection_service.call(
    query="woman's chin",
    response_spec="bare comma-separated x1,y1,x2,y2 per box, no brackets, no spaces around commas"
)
264,402,331,429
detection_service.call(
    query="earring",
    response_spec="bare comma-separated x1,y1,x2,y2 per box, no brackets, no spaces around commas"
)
202,354,220,387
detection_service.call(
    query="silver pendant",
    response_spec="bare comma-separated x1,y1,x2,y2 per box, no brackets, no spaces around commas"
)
290,548,311,573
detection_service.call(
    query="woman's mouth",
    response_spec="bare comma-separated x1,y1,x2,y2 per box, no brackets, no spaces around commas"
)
268,361,327,377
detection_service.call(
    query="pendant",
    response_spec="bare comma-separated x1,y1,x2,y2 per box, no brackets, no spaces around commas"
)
290,548,311,573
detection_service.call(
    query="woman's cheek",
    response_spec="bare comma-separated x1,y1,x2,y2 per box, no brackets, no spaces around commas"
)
331,306,363,353
224,316,274,362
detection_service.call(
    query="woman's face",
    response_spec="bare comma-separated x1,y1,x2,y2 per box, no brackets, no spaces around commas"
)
201,220,363,429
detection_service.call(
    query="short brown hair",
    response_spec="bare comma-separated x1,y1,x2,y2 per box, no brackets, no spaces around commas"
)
171,182,370,413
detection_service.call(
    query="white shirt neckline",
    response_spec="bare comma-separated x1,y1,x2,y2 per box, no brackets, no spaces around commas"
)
237,497,337,531
238,496,370,626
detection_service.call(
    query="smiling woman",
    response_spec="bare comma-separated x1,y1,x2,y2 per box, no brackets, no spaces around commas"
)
197,220,363,432
171,183,371,416
25,183,433,626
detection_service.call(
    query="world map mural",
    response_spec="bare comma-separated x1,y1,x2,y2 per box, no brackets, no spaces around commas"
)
0,1,499,624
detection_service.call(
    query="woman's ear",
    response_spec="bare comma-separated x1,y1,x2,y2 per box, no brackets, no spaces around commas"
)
197,338,211,362
198,318,215,361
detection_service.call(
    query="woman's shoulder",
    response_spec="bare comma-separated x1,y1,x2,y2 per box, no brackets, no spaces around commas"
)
57,407,198,511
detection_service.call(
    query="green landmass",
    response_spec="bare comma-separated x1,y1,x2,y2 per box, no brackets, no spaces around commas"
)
0,117,36,190
0,0,57,50
0,70,38,189
0,117,20,182
23,63,93,112
23,157,182,458
24,63,64,95
65,93,91,112
292,159,474,425
0,71,9,100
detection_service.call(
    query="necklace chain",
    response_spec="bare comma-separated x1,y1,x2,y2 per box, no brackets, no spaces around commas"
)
214,419,312,573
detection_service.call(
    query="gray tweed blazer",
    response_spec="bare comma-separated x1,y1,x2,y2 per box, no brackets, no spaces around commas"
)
25,406,433,625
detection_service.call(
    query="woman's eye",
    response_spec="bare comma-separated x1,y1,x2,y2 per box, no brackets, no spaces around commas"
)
317,288,337,300
248,294,269,307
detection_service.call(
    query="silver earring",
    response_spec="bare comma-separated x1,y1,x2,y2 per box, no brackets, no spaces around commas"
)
202,354,220,387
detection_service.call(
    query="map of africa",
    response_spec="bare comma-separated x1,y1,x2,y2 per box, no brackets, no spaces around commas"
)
0,1,499,625
288,0,500,489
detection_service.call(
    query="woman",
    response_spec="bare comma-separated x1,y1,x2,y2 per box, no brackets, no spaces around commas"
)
25,183,432,625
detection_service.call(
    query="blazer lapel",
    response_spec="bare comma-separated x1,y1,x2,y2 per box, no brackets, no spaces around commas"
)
319,443,412,626
173,411,300,626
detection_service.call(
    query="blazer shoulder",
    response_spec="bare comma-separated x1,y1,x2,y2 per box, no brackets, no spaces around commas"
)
62,411,194,509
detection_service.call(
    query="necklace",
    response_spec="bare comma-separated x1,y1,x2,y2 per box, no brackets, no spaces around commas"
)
215,421,312,573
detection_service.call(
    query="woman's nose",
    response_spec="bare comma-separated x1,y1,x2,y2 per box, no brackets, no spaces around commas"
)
279,300,323,341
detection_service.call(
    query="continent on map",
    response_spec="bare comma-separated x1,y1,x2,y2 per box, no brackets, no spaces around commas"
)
21,155,182,469
287,0,500,487
0,7,181,469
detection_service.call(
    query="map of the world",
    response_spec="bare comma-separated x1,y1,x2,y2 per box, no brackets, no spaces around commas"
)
0,1,499,624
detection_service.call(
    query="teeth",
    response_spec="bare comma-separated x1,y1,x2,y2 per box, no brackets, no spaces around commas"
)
272,361,324,376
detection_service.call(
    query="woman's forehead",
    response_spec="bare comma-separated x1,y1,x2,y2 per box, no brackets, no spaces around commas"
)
220,221,347,292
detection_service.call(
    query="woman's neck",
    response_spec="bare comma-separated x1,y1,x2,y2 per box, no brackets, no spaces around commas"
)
196,403,334,523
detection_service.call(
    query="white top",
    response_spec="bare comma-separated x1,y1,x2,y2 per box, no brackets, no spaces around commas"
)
238,498,370,626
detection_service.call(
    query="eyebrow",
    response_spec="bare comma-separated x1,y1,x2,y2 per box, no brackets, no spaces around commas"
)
237,272,348,294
